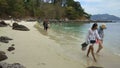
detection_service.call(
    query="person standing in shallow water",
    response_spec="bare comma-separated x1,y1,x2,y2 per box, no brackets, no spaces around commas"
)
86,23,101,62
43,18,49,31
96,24,106,53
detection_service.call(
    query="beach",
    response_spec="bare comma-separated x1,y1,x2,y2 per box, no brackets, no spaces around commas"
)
0,20,120,68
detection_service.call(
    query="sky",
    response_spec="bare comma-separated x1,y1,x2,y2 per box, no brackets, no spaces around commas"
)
74,0,120,17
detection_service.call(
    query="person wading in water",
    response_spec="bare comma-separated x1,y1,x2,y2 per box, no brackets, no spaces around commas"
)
96,24,106,53
86,23,101,62
43,18,49,31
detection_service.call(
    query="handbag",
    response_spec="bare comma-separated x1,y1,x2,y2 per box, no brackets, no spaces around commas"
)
81,42,88,51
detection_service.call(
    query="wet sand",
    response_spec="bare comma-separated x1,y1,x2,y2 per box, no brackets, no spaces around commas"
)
0,20,120,68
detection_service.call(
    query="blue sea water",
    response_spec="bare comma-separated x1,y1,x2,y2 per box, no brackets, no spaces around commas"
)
40,22,120,57
51,22,120,54
104,22,120,56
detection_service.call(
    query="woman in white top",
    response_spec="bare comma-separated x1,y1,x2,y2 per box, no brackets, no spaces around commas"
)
86,23,101,62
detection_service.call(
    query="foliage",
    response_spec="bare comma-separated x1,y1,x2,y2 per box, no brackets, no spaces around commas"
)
0,0,91,20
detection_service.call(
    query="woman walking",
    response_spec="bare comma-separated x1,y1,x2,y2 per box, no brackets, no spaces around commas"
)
96,24,106,53
43,18,49,31
86,23,101,62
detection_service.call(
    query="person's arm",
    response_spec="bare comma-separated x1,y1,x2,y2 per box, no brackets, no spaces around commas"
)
95,30,101,40
102,31,104,38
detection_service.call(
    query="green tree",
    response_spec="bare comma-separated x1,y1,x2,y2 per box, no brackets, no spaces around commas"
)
65,6,79,20
0,0,8,17
66,0,74,7
0,0,90,20
5,0,25,17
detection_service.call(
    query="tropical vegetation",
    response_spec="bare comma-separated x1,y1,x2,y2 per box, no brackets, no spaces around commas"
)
0,0,91,20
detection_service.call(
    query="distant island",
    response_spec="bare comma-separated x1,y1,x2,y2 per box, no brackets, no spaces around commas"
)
91,14,120,21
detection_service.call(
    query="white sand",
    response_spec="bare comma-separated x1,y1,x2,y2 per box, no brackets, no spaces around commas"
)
0,20,120,68
0,20,84,68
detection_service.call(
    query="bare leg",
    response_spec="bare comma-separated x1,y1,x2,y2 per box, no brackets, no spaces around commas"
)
91,45,97,62
87,45,91,57
96,40,103,53
44,26,46,30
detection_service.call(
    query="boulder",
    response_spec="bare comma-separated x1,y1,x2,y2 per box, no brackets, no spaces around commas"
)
0,40,8,43
0,21,8,27
0,36,13,43
0,62,25,68
87,66,103,68
11,44,15,46
0,36,13,40
0,65,2,68
12,23,30,31
7,46,15,52
0,51,8,61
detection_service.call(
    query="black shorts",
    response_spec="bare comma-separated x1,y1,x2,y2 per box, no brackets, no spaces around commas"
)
90,40,96,44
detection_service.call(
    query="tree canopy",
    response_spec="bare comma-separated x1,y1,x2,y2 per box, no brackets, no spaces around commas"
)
0,0,91,20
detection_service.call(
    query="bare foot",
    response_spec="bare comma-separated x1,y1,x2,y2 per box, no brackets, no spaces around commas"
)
96,53,101,56
94,58,97,62
87,55,89,57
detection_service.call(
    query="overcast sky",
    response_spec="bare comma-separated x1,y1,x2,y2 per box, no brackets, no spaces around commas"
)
74,0,120,17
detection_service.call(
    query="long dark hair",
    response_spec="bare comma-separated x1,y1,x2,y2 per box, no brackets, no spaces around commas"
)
91,23,98,30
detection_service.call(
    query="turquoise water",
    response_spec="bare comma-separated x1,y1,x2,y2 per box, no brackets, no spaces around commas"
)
104,22,120,56
49,22,90,45
40,22,120,57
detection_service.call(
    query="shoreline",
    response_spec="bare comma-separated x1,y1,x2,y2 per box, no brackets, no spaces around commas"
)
0,20,120,68
0,20,85,68
34,22,120,68
48,20,113,23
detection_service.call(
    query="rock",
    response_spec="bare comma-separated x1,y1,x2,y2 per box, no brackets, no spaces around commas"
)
0,65,2,68
0,36,13,40
11,44,15,46
0,51,8,61
0,21,8,27
7,46,15,52
0,36,13,43
87,66,103,68
12,23,30,31
0,62,25,68
0,51,5,55
12,23,18,29
0,40,9,43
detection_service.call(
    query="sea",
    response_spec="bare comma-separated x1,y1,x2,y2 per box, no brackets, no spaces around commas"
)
39,21,120,58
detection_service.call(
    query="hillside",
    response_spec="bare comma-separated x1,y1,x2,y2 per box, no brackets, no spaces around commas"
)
0,0,90,20
91,14,120,21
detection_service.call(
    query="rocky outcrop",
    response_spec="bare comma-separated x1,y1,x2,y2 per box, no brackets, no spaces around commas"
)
0,62,25,68
0,21,8,27
12,23,30,31
0,36,13,43
0,51,8,61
